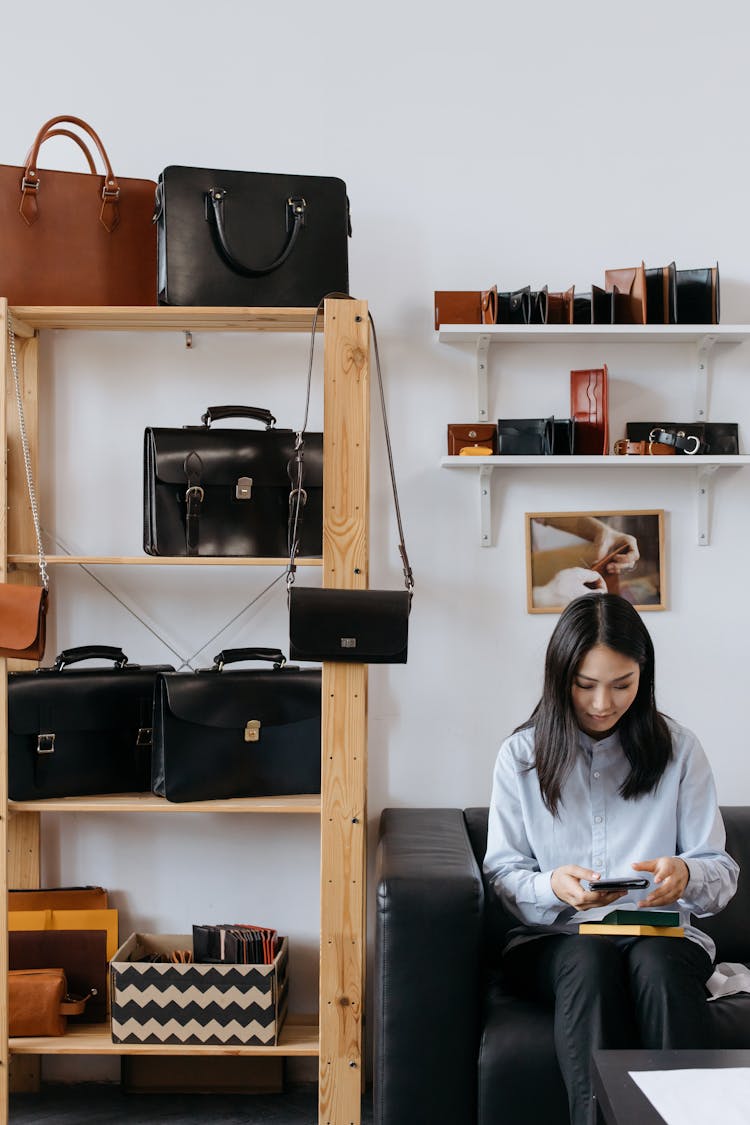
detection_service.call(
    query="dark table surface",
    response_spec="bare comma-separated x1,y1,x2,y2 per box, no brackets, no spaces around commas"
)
592,1049,750,1125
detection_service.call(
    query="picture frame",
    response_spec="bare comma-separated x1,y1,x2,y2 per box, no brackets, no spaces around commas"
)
525,509,666,614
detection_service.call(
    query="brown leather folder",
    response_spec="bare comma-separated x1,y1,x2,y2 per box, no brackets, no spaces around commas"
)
434,288,497,329
9,886,109,911
9,929,108,1023
571,366,609,454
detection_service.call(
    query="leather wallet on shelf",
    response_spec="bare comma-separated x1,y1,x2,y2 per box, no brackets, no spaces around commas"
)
9,968,91,1037
434,288,497,329
495,287,531,324
645,262,676,323
447,423,498,456
553,418,576,455
9,929,107,1023
571,366,609,454
573,286,615,325
625,421,739,455
497,418,554,455
546,286,575,324
604,262,647,324
530,288,549,325
674,263,720,324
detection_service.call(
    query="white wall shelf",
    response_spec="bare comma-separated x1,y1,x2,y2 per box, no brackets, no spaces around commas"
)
438,325,750,546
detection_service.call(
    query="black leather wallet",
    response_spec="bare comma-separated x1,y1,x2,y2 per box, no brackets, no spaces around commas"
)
497,417,555,455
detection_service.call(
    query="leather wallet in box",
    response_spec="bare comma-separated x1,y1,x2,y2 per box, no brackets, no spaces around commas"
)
446,423,497,456
9,929,108,1023
571,366,609,454
434,288,497,329
625,421,739,454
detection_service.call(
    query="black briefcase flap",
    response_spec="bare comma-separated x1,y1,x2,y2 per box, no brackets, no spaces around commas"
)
9,663,172,736
147,428,324,488
159,668,322,731
288,588,410,663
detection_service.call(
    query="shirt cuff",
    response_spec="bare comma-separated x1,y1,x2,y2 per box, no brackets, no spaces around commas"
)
534,870,561,914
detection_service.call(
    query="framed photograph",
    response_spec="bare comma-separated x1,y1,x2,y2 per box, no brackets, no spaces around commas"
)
525,510,666,614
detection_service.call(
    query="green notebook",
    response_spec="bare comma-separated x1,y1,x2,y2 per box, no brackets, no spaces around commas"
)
602,909,680,928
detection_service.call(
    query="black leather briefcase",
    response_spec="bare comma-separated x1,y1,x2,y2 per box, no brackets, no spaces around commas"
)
151,648,322,803
155,164,351,307
143,405,323,558
8,646,173,800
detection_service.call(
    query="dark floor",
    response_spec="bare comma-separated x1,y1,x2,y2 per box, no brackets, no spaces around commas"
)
10,1084,375,1124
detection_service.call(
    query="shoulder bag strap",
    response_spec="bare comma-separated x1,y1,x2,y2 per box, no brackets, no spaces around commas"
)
7,310,48,590
286,296,414,595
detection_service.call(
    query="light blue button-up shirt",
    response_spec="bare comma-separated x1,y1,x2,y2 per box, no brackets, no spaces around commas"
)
484,718,739,961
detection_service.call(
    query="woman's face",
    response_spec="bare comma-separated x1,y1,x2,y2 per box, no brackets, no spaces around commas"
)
571,644,641,739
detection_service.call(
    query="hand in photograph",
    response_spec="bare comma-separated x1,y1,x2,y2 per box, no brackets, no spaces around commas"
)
532,566,606,607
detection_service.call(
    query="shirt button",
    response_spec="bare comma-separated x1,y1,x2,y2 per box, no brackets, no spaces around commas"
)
594,858,602,866
593,771,600,779
594,816,603,824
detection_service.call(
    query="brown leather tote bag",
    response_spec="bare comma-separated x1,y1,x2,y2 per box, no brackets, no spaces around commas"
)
0,114,157,305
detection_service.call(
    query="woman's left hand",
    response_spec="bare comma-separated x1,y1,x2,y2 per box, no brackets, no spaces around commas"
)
631,856,690,907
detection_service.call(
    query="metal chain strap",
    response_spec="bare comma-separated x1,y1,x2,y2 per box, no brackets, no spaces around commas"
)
7,309,49,589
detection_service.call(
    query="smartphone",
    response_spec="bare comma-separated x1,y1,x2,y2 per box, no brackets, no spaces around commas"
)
583,877,649,892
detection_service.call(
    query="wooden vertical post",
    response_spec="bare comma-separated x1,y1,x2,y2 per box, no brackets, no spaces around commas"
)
318,299,369,1125
1,302,43,1112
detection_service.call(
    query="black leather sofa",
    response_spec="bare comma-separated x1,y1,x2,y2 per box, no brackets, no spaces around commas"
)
374,805,750,1125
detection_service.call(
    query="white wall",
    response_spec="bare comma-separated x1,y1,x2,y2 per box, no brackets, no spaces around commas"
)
4,0,750,1081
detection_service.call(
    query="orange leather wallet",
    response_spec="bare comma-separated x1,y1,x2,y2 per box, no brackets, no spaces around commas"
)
447,423,498,456
434,288,497,329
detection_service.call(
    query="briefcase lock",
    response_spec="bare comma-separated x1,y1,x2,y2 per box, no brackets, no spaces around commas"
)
136,727,152,747
236,476,253,500
244,720,261,742
37,733,55,755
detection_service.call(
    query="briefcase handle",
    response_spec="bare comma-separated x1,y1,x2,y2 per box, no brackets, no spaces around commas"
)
20,114,122,232
200,405,277,429
212,647,287,671
53,645,129,670
205,189,306,277
24,128,97,174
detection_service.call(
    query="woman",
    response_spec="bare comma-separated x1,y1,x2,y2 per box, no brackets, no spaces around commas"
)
484,593,738,1125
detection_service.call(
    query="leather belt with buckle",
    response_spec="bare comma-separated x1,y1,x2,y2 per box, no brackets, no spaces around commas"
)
613,439,675,456
648,427,708,455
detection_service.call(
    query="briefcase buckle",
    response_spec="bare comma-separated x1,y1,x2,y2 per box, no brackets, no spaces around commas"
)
37,732,55,755
236,476,253,500
244,720,261,742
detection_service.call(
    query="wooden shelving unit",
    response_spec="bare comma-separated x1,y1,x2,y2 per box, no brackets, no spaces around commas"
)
0,300,369,1125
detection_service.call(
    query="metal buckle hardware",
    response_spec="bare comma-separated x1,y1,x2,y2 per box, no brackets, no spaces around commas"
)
37,733,55,755
136,727,152,747
683,434,701,455
236,476,253,500
340,637,357,649
613,439,629,455
244,720,261,743
21,175,40,191
288,487,307,507
185,485,204,501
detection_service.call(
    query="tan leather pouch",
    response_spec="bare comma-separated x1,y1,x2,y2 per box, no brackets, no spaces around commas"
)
9,968,69,1037
447,423,498,455
0,584,48,661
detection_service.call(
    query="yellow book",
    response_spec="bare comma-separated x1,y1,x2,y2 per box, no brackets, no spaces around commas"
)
578,922,684,938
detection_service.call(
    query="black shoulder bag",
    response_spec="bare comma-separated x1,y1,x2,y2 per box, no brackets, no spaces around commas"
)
287,300,414,663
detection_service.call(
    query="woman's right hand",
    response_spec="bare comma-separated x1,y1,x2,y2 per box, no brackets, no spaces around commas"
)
550,866,627,910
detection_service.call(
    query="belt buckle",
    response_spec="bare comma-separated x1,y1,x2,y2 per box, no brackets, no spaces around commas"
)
683,434,701,455
613,439,629,455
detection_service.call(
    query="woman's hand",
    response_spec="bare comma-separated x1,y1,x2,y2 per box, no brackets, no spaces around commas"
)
591,524,640,573
550,866,628,910
533,568,607,607
632,857,690,907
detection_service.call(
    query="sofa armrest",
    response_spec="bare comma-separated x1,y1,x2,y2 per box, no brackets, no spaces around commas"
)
374,808,484,1125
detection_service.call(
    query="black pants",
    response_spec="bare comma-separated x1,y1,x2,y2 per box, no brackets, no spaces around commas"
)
503,934,715,1125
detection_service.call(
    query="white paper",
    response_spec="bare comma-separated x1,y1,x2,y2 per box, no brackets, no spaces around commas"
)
628,1067,750,1125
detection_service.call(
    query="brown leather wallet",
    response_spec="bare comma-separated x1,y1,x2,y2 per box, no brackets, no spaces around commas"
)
613,439,675,456
447,423,498,455
434,288,497,329
604,262,647,325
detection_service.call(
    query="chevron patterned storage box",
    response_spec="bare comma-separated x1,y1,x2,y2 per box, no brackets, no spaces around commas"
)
110,933,288,1046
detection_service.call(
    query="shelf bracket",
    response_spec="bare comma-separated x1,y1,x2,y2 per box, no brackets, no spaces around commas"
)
695,335,717,421
476,334,491,422
479,464,493,547
696,463,719,546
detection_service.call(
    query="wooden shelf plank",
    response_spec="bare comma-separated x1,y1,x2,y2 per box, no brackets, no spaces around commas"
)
8,793,321,815
9,1015,319,1056
9,306,322,333
8,555,322,567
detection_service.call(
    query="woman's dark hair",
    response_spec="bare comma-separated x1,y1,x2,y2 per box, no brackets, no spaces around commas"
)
520,593,672,815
